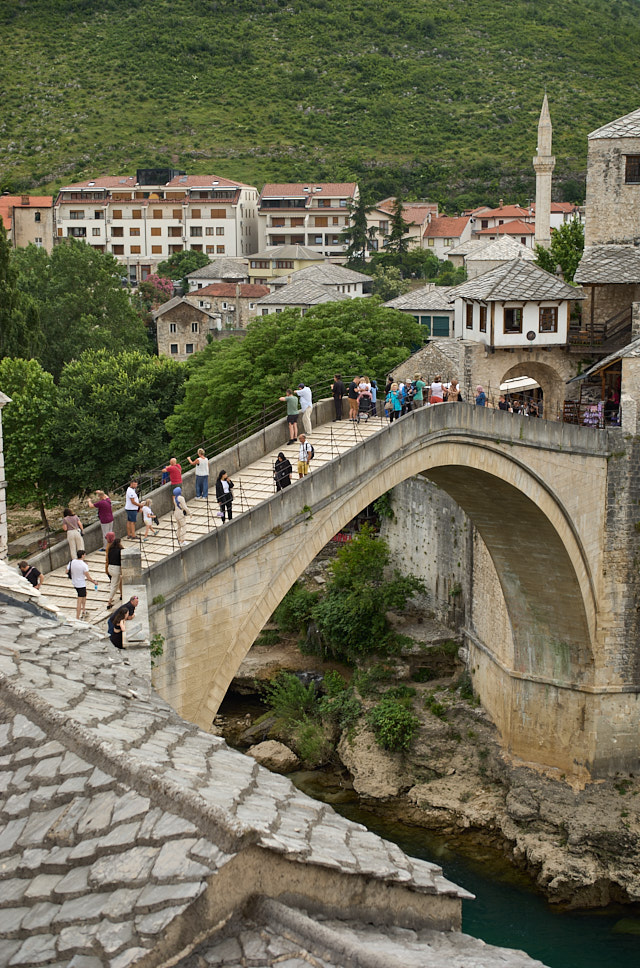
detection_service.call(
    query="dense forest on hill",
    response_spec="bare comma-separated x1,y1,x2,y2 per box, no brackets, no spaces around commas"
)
2,0,640,208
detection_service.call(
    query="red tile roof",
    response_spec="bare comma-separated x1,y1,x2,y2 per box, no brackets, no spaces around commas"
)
0,195,53,230
475,220,535,236
477,204,531,218
531,202,579,213
423,216,471,239
193,283,270,298
260,183,357,200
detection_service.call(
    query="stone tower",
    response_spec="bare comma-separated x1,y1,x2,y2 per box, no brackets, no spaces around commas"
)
533,94,555,249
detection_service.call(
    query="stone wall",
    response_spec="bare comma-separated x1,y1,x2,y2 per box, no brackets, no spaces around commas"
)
585,135,640,246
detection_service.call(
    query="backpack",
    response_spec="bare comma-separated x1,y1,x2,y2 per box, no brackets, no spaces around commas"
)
66,561,73,581
307,443,314,460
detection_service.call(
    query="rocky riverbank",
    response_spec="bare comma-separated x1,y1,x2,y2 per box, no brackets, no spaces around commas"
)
215,620,640,911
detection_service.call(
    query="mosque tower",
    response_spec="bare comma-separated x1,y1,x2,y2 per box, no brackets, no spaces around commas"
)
533,94,555,249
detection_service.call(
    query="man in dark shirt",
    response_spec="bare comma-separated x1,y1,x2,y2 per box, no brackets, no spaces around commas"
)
107,595,139,635
331,374,345,421
18,561,43,589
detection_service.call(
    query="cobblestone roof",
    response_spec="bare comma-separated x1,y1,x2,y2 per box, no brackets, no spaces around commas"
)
449,259,584,302
256,280,351,305
384,286,454,312
465,237,534,263
588,107,640,140
186,259,249,281
0,562,548,967
279,264,371,286
574,244,640,284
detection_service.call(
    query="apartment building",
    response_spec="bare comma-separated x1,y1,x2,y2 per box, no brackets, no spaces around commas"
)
53,169,259,283
0,194,54,252
367,198,438,251
257,182,358,259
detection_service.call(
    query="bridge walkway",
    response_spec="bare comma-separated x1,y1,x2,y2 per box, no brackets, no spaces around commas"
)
34,411,385,624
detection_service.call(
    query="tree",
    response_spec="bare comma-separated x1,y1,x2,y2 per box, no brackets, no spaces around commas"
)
165,298,421,451
384,198,411,253
0,357,57,525
0,222,43,361
340,195,376,269
138,274,174,309
44,349,186,498
534,218,585,282
370,265,411,301
12,241,148,379
157,250,210,284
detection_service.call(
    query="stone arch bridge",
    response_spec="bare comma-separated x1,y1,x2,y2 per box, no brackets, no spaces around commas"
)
147,404,640,779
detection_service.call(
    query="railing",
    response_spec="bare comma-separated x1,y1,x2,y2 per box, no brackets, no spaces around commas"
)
570,305,631,348
109,376,340,501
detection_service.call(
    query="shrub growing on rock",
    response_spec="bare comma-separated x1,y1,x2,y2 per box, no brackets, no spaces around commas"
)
367,696,419,753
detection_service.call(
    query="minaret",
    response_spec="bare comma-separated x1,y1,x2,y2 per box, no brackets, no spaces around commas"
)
533,94,555,249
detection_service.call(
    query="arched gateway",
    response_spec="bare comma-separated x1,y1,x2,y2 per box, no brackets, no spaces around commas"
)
148,404,639,779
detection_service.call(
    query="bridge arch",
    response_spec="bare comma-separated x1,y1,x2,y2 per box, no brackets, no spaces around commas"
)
188,426,597,740
500,359,565,415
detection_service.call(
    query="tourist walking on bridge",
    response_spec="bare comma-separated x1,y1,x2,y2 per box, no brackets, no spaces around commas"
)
62,508,84,558
279,389,300,445
172,487,190,545
331,374,345,421
67,550,97,620
188,447,210,498
125,480,142,539
215,471,234,522
296,382,313,436
274,452,292,490
386,383,402,423
348,376,360,421
105,532,123,608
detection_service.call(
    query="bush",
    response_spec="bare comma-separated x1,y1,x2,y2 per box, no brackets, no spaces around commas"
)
318,687,362,732
262,672,317,726
293,718,333,767
367,696,419,752
273,582,318,634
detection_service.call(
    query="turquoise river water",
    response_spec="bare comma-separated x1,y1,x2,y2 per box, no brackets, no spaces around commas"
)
292,774,640,968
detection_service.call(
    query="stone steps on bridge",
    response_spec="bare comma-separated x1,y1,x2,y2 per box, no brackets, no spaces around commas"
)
29,415,384,626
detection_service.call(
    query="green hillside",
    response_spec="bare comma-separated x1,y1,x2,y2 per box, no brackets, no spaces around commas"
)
2,0,640,208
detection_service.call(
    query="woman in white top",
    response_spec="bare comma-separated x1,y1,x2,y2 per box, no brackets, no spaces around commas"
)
142,500,157,540
188,447,210,499
172,487,190,545
67,550,97,620
429,375,445,405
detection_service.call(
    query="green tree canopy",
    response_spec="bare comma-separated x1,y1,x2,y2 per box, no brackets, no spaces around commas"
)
534,217,585,282
12,241,148,379
0,222,43,361
370,265,411,301
340,196,376,269
384,198,411,253
165,298,422,451
43,349,186,498
0,357,57,523
157,249,210,282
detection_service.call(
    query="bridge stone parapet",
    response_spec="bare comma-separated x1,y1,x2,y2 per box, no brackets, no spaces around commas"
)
145,403,640,778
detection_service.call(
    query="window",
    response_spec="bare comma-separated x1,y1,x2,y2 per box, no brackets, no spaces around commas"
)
170,323,177,333
206,227,215,236
339,199,347,207
206,245,215,253
210,208,226,218
132,209,142,219
67,226,86,237
190,226,202,237
92,227,101,236
291,217,304,226
216,226,224,236
168,226,182,237
112,244,125,255
151,245,162,254
262,308,269,315
479,305,487,333
317,199,330,207
465,304,473,330
111,209,122,219
272,218,285,227
185,343,194,354
481,219,488,229
191,244,203,251
170,343,178,354
152,209,163,219
94,210,103,219
130,227,140,236
314,216,328,227
172,209,182,219
539,306,558,333
427,237,434,246
625,155,640,184
34,237,43,247
191,208,201,219
504,307,523,334
216,245,225,253
191,322,198,333
333,216,339,225
57,227,63,237
34,212,41,222
151,227,161,236
70,210,85,220
313,235,323,245
111,227,124,237
130,245,141,254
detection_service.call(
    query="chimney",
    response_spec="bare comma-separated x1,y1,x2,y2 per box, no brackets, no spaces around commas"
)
21,195,29,206
235,283,241,300
499,198,504,208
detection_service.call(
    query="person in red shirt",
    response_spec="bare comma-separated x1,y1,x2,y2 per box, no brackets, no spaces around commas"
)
163,458,182,487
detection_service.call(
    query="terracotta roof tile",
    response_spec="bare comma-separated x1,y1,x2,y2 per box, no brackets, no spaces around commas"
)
475,220,535,236
0,195,53,230
476,204,531,218
423,216,471,239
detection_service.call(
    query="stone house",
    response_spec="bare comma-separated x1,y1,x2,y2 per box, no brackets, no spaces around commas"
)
256,279,351,315
184,282,269,328
154,297,243,361
384,286,454,338
451,258,583,350
248,244,327,285
268,263,371,297
472,218,536,248
574,106,640,348
0,194,54,253
186,257,249,291
465,237,534,279
422,215,473,260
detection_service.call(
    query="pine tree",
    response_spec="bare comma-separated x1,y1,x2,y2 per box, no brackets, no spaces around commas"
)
384,197,411,254
340,195,376,269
